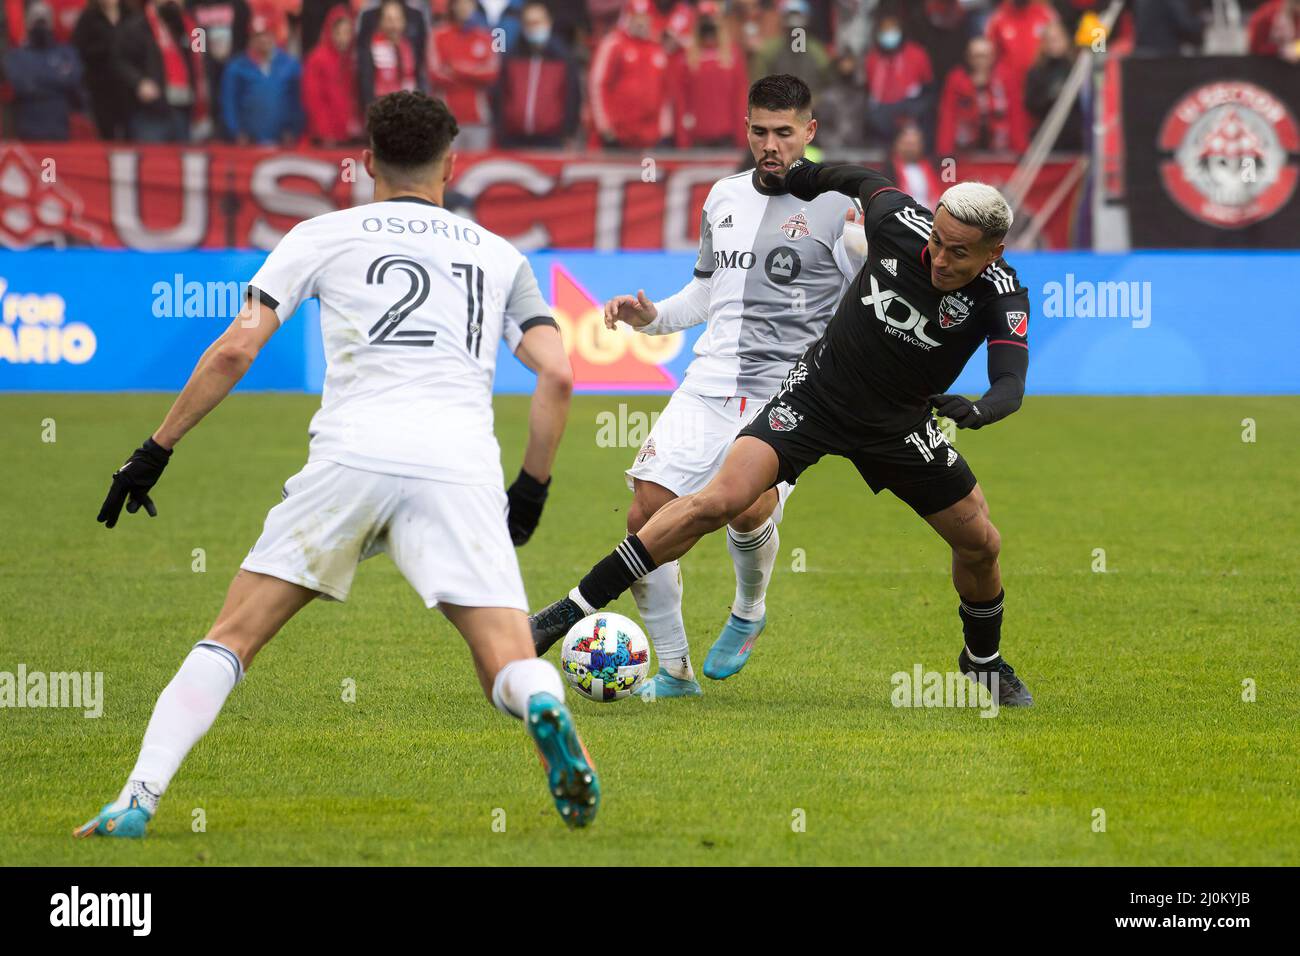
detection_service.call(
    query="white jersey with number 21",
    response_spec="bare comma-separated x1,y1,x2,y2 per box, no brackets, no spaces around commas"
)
248,196,553,486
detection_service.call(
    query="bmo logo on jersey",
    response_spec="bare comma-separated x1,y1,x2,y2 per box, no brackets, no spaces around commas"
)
861,274,941,349
713,249,757,270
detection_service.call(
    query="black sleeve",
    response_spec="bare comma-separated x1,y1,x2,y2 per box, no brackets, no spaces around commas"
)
783,159,914,237
975,291,1030,425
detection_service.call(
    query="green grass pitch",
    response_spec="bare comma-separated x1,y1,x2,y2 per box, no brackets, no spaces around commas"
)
1,392,1296,866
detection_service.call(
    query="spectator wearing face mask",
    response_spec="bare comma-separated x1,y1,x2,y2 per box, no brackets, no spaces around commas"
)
936,34,1027,156
4,1,84,140
429,0,500,150
588,0,671,148
187,0,251,139
73,0,129,138
753,0,830,95
863,11,934,144
814,52,868,152
985,0,1059,88
220,12,302,144
302,2,360,144
1247,0,1300,62
494,0,579,146
669,0,748,148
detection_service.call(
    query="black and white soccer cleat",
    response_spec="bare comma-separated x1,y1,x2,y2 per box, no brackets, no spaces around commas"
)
530,596,586,656
958,649,1034,707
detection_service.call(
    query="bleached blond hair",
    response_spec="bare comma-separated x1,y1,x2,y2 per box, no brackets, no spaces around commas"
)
937,182,1013,241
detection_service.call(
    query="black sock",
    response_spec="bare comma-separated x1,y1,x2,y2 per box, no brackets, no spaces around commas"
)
959,590,1005,661
578,535,658,610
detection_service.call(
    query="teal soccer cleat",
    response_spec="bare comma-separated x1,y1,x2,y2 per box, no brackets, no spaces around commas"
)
632,670,703,700
703,613,767,680
526,692,600,828
73,796,152,840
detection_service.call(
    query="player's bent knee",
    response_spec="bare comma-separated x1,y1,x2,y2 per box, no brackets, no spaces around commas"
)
954,520,1001,567
686,489,738,534
729,489,776,533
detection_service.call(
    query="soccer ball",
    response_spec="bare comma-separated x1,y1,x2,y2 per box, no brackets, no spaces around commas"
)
560,613,651,702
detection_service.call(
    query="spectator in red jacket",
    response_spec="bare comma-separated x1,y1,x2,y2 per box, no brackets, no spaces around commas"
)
302,3,360,144
936,35,1027,157
588,0,670,148
1247,0,1300,61
863,11,934,144
890,124,945,212
494,0,580,147
985,0,1059,87
360,0,421,107
428,0,500,150
670,1,747,148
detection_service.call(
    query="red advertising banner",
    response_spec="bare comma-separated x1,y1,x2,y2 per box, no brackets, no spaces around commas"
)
0,143,1084,251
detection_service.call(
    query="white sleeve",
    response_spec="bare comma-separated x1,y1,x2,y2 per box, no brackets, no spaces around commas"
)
501,258,557,354
641,275,712,336
246,222,320,322
834,219,867,280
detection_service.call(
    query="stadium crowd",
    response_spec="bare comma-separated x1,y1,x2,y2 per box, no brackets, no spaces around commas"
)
1,0,1297,150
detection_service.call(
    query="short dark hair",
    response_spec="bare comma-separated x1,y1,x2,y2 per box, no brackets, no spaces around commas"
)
366,91,460,171
747,74,813,117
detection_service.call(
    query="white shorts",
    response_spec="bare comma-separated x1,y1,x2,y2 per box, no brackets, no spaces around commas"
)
625,390,793,518
240,460,528,611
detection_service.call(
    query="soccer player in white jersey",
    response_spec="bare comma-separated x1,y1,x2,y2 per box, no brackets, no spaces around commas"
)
77,92,600,835
531,75,866,698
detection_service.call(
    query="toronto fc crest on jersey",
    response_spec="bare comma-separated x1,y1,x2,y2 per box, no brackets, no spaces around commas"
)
780,212,810,240
938,293,974,329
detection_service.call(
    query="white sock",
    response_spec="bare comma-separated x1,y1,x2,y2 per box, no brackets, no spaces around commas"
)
631,561,694,680
491,658,565,718
113,641,243,813
568,586,596,616
727,519,779,622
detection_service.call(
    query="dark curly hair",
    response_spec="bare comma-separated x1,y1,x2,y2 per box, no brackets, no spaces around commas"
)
747,74,813,117
366,91,460,172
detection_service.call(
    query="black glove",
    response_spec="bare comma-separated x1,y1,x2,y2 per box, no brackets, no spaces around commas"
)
505,467,550,546
782,157,824,201
97,437,172,528
929,394,986,429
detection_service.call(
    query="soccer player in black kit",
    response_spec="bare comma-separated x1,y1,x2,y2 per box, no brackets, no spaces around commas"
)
533,158,1035,705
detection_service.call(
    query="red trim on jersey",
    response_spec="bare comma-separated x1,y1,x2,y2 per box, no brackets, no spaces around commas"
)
869,186,903,203
987,339,1028,349
740,397,747,414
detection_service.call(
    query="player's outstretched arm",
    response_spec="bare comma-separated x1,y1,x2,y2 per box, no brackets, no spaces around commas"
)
507,323,574,546
782,158,897,209
606,276,711,336
96,297,281,528
929,342,1028,430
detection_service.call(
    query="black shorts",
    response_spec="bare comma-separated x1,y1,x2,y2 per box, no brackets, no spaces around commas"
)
738,371,978,518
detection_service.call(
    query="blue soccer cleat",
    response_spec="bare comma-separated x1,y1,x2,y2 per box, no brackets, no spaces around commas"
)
526,692,599,828
73,796,152,840
632,670,703,699
703,613,767,680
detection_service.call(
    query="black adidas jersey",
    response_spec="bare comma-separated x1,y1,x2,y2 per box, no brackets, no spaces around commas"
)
806,174,1030,435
